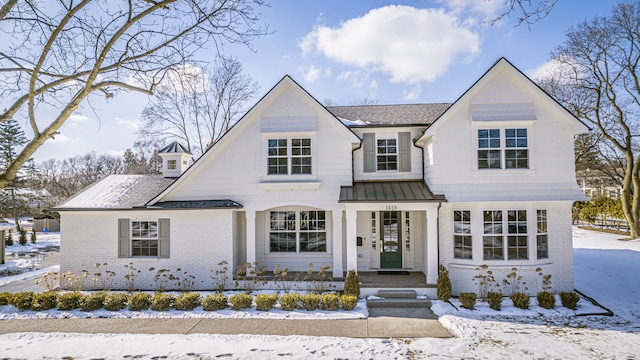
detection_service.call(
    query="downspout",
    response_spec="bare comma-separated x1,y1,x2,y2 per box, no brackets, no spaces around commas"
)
351,141,362,185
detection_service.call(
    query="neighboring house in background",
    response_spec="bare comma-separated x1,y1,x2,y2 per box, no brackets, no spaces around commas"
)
55,58,588,295
576,169,622,200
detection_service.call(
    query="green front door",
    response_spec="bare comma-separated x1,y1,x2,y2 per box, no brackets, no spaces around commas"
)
380,211,402,268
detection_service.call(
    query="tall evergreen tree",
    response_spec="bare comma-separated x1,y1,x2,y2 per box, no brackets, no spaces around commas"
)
0,117,28,230
0,118,27,171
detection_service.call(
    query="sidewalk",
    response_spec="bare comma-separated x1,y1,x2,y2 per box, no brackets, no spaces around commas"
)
0,317,452,338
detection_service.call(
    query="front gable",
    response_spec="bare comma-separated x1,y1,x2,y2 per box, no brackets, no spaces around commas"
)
148,76,360,206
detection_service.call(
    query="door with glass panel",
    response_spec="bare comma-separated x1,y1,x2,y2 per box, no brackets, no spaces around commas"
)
380,211,402,268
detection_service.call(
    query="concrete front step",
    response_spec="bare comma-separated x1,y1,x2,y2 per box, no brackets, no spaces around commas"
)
367,298,432,308
377,290,417,299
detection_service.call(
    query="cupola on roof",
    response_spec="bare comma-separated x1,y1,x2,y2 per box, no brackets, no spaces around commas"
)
159,141,192,155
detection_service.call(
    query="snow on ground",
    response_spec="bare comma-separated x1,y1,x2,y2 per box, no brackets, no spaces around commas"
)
0,227,639,359
0,232,60,277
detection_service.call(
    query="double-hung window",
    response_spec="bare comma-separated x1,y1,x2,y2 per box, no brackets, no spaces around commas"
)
478,129,501,169
536,210,548,259
377,138,397,170
507,210,528,260
453,210,472,259
478,128,529,169
268,138,312,175
483,210,504,260
131,221,158,257
505,129,528,169
270,210,326,252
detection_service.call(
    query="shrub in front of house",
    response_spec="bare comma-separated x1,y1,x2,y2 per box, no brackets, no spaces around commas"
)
560,291,580,310
340,294,358,311
18,230,28,246
151,293,175,311
300,293,321,311
5,230,13,246
510,292,530,310
57,291,83,310
459,292,477,310
30,229,37,244
343,270,360,298
202,293,228,311
103,292,129,311
320,293,340,311
10,292,35,311
174,292,200,311
437,265,452,301
81,291,106,312
229,293,253,310
0,292,12,306
32,291,58,311
536,291,556,309
279,292,301,311
128,292,152,311
255,293,278,311
487,291,503,311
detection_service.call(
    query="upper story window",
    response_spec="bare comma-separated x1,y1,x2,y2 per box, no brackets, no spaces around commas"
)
478,129,501,169
167,160,177,170
505,129,528,169
478,128,528,169
268,138,312,175
377,138,398,171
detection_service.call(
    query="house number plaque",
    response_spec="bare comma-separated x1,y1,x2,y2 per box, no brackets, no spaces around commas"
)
385,205,398,210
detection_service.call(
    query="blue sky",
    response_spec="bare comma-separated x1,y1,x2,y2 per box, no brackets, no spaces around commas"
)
31,0,614,161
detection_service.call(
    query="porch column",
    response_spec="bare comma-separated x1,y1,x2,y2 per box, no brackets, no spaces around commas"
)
245,210,256,264
426,206,439,284
345,208,358,272
332,211,343,278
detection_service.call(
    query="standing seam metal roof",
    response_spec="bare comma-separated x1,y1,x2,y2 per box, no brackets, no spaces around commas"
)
339,181,446,202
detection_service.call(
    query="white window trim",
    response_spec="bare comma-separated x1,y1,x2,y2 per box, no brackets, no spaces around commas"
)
262,134,317,181
472,123,535,172
376,135,399,172
264,206,332,255
131,219,159,258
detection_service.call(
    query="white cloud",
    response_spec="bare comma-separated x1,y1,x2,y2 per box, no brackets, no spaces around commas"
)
115,117,140,130
299,5,481,84
437,0,503,19
528,56,582,82
301,65,320,83
403,84,422,101
48,133,79,144
67,114,91,127
166,64,209,94
337,69,371,88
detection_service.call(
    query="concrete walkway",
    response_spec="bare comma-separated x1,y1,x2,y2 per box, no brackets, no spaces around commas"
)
0,317,452,338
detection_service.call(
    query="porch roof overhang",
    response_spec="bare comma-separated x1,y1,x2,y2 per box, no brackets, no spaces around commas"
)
338,181,446,203
141,199,243,209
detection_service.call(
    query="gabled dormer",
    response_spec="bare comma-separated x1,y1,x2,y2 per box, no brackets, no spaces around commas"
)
158,141,192,178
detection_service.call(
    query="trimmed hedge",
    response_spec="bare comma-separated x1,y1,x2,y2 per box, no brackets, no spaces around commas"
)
255,293,278,311
128,292,152,311
202,293,228,311
560,291,580,310
229,293,252,310
151,293,175,311
174,292,201,311
103,292,128,311
279,292,301,311
57,291,83,311
340,295,358,310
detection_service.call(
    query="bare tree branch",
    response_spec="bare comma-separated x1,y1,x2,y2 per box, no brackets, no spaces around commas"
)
0,0,270,189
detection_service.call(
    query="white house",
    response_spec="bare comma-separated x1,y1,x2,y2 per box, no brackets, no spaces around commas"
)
55,58,588,294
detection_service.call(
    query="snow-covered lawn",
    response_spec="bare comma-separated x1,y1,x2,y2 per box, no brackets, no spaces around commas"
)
0,232,60,278
0,227,639,359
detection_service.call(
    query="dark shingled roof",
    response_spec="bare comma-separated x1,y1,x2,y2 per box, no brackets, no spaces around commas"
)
147,200,243,209
327,103,451,126
339,181,446,202
159,141,192,154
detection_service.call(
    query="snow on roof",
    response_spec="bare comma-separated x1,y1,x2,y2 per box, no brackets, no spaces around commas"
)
327,103,451,126
55,175,176,210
